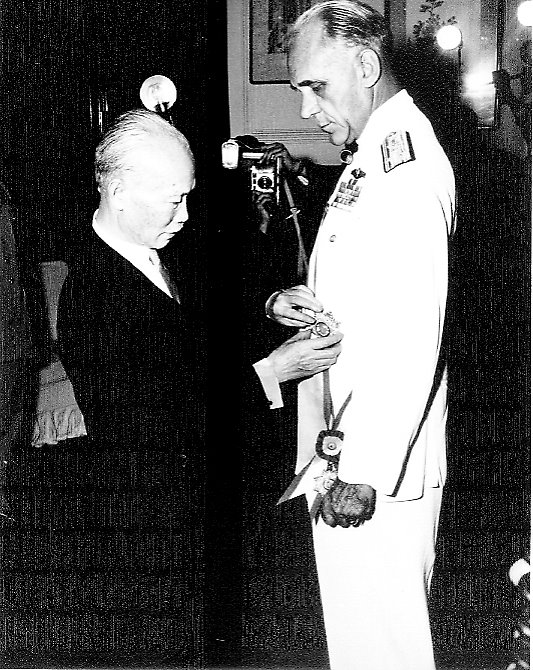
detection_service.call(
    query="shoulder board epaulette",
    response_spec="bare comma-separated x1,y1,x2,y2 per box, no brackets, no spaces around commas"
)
381,130,416,173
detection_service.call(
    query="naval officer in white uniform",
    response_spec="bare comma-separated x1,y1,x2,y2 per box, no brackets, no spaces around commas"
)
267,2,456,668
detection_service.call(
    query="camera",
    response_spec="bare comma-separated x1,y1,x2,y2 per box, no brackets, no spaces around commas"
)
250,162,278,195
221,138,281,201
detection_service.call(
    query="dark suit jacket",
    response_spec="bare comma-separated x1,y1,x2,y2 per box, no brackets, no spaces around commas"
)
57,231,205,451
56,231,207,667
0,183,40,455
0,184,35,366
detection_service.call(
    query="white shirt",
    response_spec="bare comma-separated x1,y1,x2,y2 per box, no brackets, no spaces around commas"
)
92,212,173,299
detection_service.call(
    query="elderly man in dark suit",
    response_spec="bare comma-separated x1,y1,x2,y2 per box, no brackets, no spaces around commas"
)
57,111,208,664
58,110,201,449
57,109,342,664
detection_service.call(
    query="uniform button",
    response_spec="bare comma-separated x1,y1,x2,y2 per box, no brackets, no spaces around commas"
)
329,234,336,242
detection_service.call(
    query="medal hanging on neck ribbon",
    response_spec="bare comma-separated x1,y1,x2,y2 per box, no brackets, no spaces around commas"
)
308,371,352,522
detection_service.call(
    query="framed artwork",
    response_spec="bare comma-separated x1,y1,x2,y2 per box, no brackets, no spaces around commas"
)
249,0,397,84
249,0,313,83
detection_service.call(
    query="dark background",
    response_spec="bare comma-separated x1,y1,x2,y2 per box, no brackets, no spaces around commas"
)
0,0,530,668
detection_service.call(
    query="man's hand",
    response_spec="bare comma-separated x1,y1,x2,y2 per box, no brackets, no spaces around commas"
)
258,142,302,175
266,329,342,383
321,481,376,528
252,191,277,234
267,285,323,327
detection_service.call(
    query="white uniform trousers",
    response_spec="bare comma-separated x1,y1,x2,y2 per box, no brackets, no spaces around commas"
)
311,485,443,670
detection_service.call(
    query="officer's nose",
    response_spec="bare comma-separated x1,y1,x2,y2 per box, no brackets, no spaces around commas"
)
300,91,320,120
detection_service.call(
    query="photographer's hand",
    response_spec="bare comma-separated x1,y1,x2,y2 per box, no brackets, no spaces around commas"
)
252,191,277,234
258,142,304,176
266,285,323,327
266,329,343,383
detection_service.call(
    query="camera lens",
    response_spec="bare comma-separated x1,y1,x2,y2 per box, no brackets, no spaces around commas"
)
257,175,273,189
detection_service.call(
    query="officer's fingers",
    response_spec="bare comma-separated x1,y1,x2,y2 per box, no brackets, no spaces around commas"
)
320,496,337,527
337,485,363,515
346,496,375,521
338,497,357,519
336,514,351,529
344,500,365,520
361,499,376,520
328,481,345,509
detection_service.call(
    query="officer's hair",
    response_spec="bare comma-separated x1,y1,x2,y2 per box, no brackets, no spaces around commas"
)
288,0,392,62
95,108,192,189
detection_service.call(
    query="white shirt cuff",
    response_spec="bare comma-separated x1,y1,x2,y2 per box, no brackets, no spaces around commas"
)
252,358,284,409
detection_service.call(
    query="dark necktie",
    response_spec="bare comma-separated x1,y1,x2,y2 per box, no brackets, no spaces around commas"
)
159,261,181,303
149,250,180,302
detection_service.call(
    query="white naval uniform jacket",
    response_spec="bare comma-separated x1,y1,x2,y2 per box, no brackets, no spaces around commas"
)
297,90,456,502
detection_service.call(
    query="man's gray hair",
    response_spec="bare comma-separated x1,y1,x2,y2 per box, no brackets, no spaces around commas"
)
288,0,392,60
95,109,193,188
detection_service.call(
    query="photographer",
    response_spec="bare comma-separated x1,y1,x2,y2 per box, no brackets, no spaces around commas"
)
252,142,309,237
225,137,343,405
250,141,341,272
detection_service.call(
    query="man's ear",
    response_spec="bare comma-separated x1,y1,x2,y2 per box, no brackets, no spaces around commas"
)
108,178,126,210
359,48,382,88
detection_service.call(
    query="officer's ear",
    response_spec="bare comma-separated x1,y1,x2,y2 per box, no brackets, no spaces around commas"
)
108,178,127,211
359,48,382,88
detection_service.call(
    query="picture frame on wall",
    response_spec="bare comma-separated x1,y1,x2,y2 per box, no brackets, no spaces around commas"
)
249,0,312,83
249,0,386,84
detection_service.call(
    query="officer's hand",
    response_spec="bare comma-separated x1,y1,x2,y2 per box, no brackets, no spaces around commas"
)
267,285,323,327
321,481,376,528
258,142,301,174
266,329,343,383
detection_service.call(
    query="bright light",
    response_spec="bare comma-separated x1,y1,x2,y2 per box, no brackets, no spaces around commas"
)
464,68,494,92
517,0,533,26
436,24,463,50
